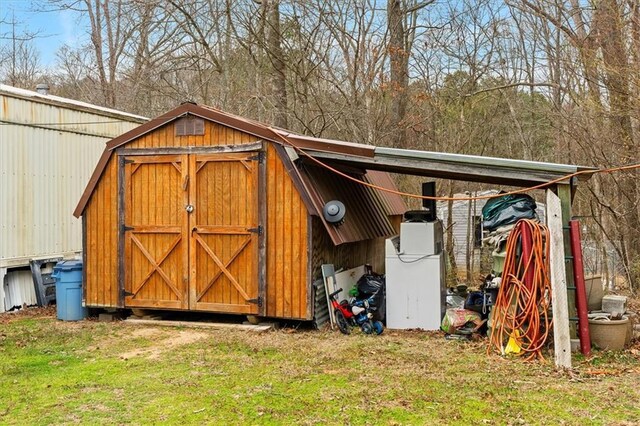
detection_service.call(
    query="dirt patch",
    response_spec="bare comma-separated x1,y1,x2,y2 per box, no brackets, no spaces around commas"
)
129,327,164,339
119,329,208,360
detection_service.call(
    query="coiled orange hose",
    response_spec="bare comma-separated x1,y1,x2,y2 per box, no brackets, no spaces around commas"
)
488,219,552,361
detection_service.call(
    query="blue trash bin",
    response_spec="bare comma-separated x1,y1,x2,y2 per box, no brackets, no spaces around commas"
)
52,260,87,321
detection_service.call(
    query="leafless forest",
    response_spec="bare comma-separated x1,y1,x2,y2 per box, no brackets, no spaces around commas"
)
1,0,638,289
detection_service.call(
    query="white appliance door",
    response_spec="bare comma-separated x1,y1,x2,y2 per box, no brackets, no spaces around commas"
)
385,254,443,330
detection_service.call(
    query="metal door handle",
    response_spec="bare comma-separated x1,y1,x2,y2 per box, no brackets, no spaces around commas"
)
185,204,194,213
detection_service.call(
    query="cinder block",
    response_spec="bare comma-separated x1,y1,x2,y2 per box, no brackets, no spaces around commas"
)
98,313,116,322
142,315,162,320
601,295,627,315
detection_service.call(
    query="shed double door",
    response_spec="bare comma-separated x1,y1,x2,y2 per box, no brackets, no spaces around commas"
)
122,153,261,314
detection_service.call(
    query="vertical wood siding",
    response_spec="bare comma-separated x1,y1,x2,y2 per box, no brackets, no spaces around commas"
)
265,144,309,320
85,156,119,306
126,121,256,148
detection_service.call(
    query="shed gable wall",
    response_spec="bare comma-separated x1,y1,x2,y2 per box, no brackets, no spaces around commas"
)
125,119,257,148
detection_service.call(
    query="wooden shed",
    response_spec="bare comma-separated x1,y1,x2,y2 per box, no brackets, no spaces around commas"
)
74,103,405,320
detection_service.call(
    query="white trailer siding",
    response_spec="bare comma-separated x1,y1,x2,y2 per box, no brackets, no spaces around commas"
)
437,191,545,273
0,85,146,268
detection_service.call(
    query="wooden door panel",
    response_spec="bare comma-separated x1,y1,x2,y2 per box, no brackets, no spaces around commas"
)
123,156,189,309
190,154,259,313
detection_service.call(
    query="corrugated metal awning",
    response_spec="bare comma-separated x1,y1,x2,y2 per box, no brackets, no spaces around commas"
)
304,146,596,187
299,164,404,245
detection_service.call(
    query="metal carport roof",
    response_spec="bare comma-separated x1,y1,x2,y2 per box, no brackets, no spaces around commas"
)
302,146,596,188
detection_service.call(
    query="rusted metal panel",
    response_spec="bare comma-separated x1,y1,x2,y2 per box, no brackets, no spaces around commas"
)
299,164,401,246
0,85,145,269
363,170,406,216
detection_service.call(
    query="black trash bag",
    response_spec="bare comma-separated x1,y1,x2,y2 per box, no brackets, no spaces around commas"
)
356,273,386,322
482,193,538,231
357,273,384,295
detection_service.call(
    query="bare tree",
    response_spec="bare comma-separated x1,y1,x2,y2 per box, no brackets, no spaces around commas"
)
0,13,43,87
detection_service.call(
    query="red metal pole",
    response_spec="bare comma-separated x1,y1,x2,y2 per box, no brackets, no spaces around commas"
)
569,220,591,356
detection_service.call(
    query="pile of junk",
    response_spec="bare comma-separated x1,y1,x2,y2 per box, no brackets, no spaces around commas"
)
441,192,637,356
442,193,542,342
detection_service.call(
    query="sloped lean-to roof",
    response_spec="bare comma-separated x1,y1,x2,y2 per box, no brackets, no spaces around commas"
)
305,147,596,187
298,165,404,245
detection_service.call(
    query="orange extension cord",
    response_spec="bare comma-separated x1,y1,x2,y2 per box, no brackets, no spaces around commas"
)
487,219,552,361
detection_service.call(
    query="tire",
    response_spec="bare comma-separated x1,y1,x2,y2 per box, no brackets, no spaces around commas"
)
334,309,351,335
360,321,373,335
372,320,384,335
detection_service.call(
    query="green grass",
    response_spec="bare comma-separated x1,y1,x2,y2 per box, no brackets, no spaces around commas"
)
1,311,639,425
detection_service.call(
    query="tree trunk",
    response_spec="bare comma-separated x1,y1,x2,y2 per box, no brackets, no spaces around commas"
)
265,0,288,128
387,0,408,148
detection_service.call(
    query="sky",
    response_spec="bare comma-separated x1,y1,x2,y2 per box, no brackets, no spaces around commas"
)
0,0,87,68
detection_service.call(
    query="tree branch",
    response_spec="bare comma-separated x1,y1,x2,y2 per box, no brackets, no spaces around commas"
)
464,82,559,97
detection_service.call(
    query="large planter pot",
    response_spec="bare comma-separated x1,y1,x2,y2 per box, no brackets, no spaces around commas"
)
588,317,630,351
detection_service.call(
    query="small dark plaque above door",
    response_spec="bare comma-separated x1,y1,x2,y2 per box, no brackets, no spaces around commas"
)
175,116,205,136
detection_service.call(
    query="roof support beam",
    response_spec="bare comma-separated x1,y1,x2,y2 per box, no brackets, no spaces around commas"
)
557,183,577,340
307,151,577,187
547,189,572,369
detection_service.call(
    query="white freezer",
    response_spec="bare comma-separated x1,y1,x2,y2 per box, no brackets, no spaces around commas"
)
385,238,446,330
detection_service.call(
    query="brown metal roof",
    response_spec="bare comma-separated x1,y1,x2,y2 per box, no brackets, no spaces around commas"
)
298,164,405,245
364,170,406,216
74,102,376,217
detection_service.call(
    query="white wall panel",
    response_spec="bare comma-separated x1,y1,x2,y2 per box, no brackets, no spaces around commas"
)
3,270,37,311
0,86,146,267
